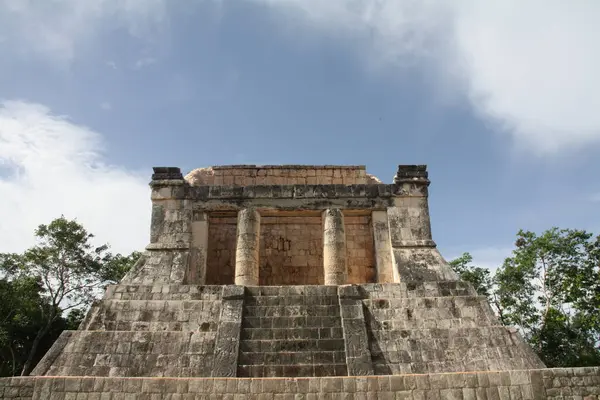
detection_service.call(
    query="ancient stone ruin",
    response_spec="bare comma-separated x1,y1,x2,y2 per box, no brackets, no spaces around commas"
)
2,165,599,399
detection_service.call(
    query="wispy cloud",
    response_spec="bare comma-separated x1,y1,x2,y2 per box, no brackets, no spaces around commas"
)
0,0,168,64
252,0,600,155
1,1,599,154
105,61,118,70
0,101,150,254
100,102,112,111
133,57,157,70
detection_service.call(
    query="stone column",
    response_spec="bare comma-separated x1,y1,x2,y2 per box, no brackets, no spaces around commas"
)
322,208,347,285
234,208,260,286
371,210,396,283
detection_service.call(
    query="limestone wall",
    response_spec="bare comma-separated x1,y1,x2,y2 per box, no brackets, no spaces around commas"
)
204,213,378,285
3,368,600,399
205,216,237,285
185,165,370,186
259,216,324,285
345,215,376,284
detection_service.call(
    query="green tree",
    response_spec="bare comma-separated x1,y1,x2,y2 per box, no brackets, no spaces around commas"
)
448,252,493,297
101,251,142,283
450,228,600,368
495,228,600,367
0,271,70,377
0,216,139,376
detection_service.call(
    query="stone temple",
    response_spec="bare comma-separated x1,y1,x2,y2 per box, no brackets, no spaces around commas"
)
2,165,599,399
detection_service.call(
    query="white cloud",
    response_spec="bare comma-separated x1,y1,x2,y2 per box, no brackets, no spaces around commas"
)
2,1,599,153
0,0,168,63
0,101,150,254
253,0,600,154
100,102,112,110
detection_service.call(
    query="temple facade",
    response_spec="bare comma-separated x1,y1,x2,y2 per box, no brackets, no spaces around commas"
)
132,164,456,288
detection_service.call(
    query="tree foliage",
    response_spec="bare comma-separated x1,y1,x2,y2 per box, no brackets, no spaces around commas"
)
450,228,600,368
0,216,139,376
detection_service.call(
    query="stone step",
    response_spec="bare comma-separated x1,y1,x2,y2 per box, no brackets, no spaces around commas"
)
244,295,339,306
242,316,342,329
370,345,528,364
358,281,476,299
6,368,598,398
244,286,339,297
363,296,496,330
239,339,345,353
238,351,346,365
367,317,492,330
243,305,341,317
105,285,224,301
86,319,219,332
84,300,222,331
242,282,477,299
368,326,514,343
44,330,217,377
237,363,348,377
373,356,541,375
363,295,490,310
241,327,344,340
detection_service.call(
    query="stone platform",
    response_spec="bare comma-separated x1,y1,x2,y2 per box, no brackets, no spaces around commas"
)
2,368,600,399
13,282,598,398
27,283,545,380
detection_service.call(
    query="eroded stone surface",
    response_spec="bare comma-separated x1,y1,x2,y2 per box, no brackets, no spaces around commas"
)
4,368,600,399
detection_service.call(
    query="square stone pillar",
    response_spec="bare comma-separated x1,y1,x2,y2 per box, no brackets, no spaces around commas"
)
234,208,260,286
388,165,458,281
189,211,209,284
322,208,347,285
122,167,193,285
371,210,396,283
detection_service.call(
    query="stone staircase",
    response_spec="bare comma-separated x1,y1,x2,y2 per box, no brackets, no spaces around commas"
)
237,286,348,377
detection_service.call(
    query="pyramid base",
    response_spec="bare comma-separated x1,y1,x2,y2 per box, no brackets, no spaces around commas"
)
2,368,599,399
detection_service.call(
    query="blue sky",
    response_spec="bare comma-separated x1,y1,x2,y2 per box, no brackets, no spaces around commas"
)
1,1,599,270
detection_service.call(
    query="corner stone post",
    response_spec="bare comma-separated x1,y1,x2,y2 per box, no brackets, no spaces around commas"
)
234,208,260,286
323,208,348,285
387,165,458,281
121,167,193,285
